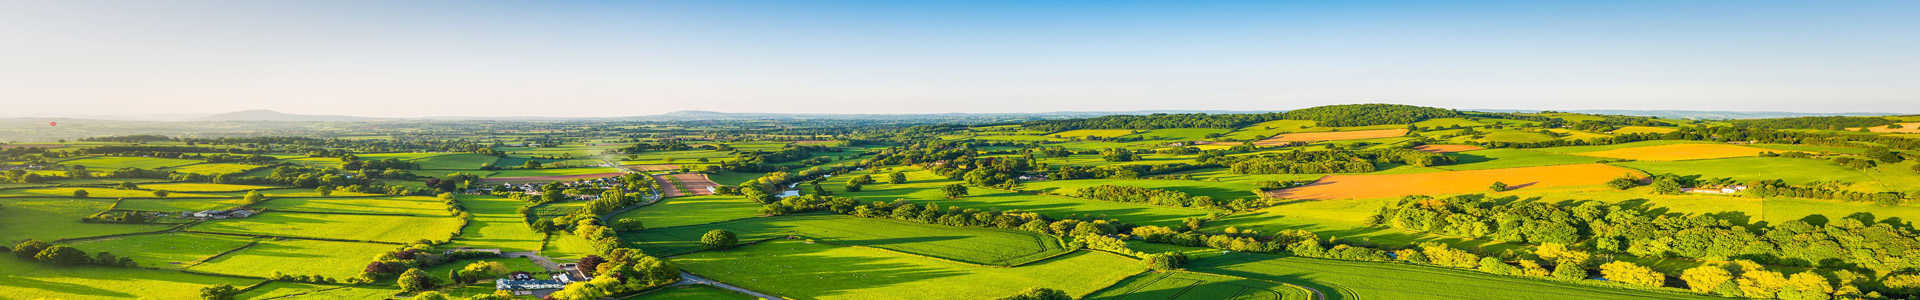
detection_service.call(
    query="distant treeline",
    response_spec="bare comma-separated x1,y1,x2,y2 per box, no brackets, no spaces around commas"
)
1021,103,1462,131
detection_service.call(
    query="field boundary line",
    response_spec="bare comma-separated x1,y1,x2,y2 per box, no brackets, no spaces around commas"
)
50,229,174,243
183,240,262,269
1078,269,1155,299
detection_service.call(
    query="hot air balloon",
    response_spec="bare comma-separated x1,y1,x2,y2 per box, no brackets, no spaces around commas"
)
49,122,57,127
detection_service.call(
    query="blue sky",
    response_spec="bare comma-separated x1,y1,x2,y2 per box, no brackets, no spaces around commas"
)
2,1,1916,117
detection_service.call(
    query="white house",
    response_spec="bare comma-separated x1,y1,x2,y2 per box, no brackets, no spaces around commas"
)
495,278,564,290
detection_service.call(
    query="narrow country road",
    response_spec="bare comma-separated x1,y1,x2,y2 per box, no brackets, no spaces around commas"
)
502,251,563,271
676,272,785,300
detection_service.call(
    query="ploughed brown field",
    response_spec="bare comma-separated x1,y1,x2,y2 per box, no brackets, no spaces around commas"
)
657,173,720,197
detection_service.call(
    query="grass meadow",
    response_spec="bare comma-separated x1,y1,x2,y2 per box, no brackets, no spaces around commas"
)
670,240,1141,300
0,187,218,198
444,195,548,252
626,214,1067,265
189,212,463,243
1436,149,1608,171
610,195,764,229
0,197,174,241
1083,271,1312,300
626,285,760,300
415,153,502,169
1612,157,1873,185
824,169,1218,227
187,239,398,278
166,163,265,175
235,281,401,300
1019,179,1261,201
140,182,276,192
0,258,260,300
59,156,202,169
114,197,250,212
255,196,450,215
62,233,257,269
1188,252,1722,300
1574,143,1773,161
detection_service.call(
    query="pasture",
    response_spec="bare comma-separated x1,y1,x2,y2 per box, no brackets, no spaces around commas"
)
1412,144,1483,153
1612,157,1873,185
1436,149,1608,171
625,214,1068,265
1019,179,1259,201
670,240,1141,300
443,195,547,251
1270,164,1639,200
166,163,264,175
62,233,257,269
0,258,259,300
188,239,399,278
1189,252,1720,300
610,195,763,229
189,212,464,243
114,197,249,212
414,153,502,169
1083,271,1312,300
1123,128,1232,141
1257,129,1408,144
628,285,760,300
487,167,622,178
0,187,217,198
1053,129,1139,138
236,281,400,299
1574,143,1772,161
140,182,276,192
59,156,201,169
0,197,174,241
254,196,449,215
1610,126,1677,134
826,169,1218,227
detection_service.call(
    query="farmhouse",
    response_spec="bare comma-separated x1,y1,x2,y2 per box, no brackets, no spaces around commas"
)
184,208,258,220
495,278,564,290
1684,185,1749,194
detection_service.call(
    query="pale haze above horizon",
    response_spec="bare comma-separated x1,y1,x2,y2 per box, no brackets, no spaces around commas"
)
3,0,1918,118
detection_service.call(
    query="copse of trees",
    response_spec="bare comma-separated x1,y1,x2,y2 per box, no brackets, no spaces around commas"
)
1727,116,1896,129
1065,185,1273,211
8,240,136,267
1281,103,1463,127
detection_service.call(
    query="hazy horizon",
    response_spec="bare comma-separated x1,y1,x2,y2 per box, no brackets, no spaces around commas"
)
5,1,1918,118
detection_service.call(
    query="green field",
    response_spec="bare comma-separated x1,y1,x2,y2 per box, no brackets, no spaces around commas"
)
610,195,764,229
415,153,503,169
1019,179,1260,201
114,197,250,212
1612,157,1874,185
626,285,760,300
626,214,1067,265
187,239,397,278
825,170,1218,227
236,281,401,300
255,196,449,215
59,156,202,169
0,187,218,198
189,212,464,243
141,182,277,192
1053,129,1139,138
1189,252,1720,300
1123,128,1233,141
62,233,258,269
0,257,259,300
0,197,174,241
167,163,266,175
671,240,1141,300
1083,271,1312,300
1527,140,1719,153
1437,149,1609,171
444,195,549,252
487,167,622,178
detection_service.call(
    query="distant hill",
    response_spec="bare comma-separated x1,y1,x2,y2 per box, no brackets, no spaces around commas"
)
1468,109,1908,120
190,110,379,122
